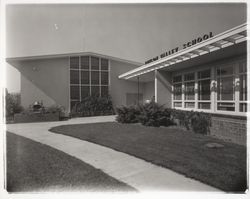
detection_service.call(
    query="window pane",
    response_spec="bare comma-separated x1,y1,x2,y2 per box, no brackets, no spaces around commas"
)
81,86,90,99
70,70,79,84
184,82,195,100
240,103,247,112
217,76,234,100
91,57,99,70
240,74,247,101
70,86,80,100
91,71,99,84
91,86,100,97
70,57,79,69
239,62,247,73
174,102,182,108
81,56,89,69
101,71,109,85
217,66,234,76
198,102,210,110
173,84,182,100
198,69,210,79
81,71,89,84
101,58,109,70
198,79,210,100
217,102,235,111
185,102,195,108
70,100,80,110
173,75,182,83
101,86,109,97
184,73,194,81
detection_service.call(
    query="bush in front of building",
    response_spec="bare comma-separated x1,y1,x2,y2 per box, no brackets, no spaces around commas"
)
116,101,173,127
5,90,23,120
71,95,114,117
137,102,173,127
116,105,141,123
171,109,211,135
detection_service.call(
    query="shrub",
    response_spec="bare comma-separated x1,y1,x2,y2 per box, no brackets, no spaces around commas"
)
171,109,211,134
116,101,173,127
116,105,141,123
71,95,114,117
138,102,173,127
190,112,211,135
5,90,23,118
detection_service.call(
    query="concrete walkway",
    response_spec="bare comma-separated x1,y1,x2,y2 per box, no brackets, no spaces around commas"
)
6,116,221,192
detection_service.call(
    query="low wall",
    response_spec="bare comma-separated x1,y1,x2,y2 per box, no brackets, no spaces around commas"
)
210,114,247,146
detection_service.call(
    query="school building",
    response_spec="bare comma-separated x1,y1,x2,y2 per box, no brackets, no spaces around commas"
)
7,23,248,144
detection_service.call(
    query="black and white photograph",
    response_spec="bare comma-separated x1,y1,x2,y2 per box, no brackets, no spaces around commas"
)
0,0,249,198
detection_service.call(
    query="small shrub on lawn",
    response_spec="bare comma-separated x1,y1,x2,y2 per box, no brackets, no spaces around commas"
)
5,90,23,118
138,102,173,127
116,105,141,123
116,101,173,127
171,109,211,135
71,95,114,117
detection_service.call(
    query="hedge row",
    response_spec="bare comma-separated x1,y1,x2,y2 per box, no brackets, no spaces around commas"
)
116,102,211,135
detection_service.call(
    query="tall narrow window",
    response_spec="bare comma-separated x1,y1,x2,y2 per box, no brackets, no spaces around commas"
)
70,56,109,110
217,65,235,111
173,75,182,108
184,73,195,108
198,69,211,109
239,62,247,112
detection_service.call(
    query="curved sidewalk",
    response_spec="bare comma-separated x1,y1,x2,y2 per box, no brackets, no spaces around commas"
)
6,115,221,192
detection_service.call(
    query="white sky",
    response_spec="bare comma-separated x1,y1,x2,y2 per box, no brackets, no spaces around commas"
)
5,3,247,93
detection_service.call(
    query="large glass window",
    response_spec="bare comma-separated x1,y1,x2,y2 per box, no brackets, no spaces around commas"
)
184,73,195,108
70,56,109,110
217,65,235,111
172,59,247,115
239,62,247,112
173,75,182,107
198,69,211,110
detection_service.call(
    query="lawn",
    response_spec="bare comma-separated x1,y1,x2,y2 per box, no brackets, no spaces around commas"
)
50,122,247,192
6,132,136,192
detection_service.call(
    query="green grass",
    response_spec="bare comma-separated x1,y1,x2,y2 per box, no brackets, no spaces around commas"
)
50,122,247,192
6,132,136,192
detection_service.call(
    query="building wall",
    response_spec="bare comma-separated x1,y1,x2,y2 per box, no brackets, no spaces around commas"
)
210,115,247,146
155,70,172,107
110,59,144,107
15,58,70,112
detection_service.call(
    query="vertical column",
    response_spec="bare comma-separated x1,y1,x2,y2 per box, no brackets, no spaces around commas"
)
79,56,81,101
194,71,198,110
137,76,140,104
154,70,158,103
211,66,216,112
181,74,184,108
235,62,240,113
89,56,92,96
99,57,101,97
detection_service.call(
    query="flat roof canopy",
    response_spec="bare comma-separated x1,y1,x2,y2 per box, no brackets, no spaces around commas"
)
119,23,247,80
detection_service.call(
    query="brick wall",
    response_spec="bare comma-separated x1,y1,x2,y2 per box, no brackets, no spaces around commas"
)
210,115,247,145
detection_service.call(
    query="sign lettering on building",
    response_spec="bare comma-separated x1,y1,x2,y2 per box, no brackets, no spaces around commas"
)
145,32,213,64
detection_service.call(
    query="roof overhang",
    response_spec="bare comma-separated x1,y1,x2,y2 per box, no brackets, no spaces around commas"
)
119,23,247,80
6,51,142,67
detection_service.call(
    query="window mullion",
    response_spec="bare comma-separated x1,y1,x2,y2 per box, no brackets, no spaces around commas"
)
235,63,240,113
211,66,216,112
194,72,198,110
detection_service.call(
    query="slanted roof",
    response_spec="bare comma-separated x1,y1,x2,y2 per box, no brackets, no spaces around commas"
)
119,23,247,80
6,51,142,66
